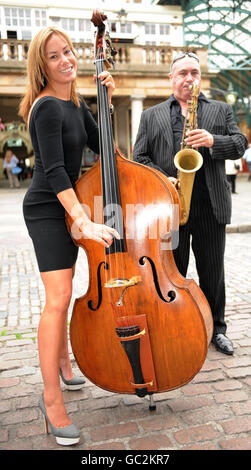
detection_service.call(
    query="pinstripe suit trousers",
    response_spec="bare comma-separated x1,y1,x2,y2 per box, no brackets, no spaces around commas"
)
173,197,226,334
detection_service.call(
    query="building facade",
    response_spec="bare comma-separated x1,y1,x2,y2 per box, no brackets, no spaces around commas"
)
0,1,183,45
0,0,211,177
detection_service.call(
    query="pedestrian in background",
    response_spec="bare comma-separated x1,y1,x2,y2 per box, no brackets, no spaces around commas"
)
3,149,21,188
225,158,243,194
243,143,251,181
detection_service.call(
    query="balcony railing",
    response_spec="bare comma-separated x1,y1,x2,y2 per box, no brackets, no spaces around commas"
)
0,39,208,73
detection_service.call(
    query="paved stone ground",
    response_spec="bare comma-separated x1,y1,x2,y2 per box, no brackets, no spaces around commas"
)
0,176,250,451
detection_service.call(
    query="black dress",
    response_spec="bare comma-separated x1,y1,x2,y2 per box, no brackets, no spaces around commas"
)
23,96,99,272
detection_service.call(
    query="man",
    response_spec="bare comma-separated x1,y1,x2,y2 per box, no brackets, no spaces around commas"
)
133,52,247,355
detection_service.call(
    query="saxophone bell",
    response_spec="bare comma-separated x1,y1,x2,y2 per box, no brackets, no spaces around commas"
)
174,149,203,225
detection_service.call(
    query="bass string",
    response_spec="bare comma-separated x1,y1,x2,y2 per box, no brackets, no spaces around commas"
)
99,84,128,325
96,59,118,287
96,58,131,326
96,66,113,298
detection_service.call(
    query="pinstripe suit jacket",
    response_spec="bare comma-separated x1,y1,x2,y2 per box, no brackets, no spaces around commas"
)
133,97,247,225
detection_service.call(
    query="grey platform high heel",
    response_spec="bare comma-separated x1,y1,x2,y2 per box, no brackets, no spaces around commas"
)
59,369,86,391
38,394,80,446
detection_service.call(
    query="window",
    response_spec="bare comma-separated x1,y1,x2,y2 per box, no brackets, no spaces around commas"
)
79,19,91,32
34,9,47,27
7,30,17,39
59,17,92,41
69,19,74,31
21,30,32,40
160,24,170,35
145,24,156,35
120,23,132,34
79,20,84,32
61,18,67,30
4,7,43,28
61,18,75,31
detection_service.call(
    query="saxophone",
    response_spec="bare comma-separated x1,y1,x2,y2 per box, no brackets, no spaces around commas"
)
174,79,203,225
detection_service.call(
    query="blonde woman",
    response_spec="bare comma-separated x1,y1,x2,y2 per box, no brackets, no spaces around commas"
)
19,26,119,446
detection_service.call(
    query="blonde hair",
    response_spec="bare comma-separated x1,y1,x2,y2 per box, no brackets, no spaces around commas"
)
19,26,80,122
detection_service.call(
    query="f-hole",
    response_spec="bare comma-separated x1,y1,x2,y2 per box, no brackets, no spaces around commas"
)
88,261,109,311
139,256,176,303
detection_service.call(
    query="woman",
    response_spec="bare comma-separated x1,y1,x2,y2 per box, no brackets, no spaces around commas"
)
3,149,21,188
19,26,119,446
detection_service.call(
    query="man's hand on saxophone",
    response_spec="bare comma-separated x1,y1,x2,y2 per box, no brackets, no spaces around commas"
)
185,129,214,149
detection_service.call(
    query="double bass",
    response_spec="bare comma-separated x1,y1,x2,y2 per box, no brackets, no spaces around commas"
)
66,10,213,410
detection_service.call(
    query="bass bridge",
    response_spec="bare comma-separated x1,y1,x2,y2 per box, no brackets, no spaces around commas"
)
105,276,141,306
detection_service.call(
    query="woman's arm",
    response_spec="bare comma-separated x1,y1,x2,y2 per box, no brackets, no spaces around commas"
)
57,188,120,248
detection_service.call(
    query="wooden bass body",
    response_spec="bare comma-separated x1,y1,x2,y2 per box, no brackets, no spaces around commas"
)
66,153,213,395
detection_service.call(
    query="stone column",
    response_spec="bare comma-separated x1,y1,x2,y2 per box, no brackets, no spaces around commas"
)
131,95,145,149
114,105,130,158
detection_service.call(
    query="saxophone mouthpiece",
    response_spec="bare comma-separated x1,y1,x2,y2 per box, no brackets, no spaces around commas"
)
188,80,199,92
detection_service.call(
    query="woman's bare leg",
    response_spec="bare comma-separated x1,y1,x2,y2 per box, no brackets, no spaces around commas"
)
58,264,76,380
38,267,74,428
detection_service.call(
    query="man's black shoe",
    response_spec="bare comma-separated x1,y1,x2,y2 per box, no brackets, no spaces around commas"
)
212,334,234,355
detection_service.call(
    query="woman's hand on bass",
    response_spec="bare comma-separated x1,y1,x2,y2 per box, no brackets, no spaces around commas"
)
80,219,120,248
94,71,115,107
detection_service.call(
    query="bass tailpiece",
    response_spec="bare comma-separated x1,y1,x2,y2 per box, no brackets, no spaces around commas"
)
115,315,157,411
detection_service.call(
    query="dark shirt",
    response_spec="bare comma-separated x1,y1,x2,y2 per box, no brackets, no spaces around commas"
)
170,92,210,201
23,96,99,221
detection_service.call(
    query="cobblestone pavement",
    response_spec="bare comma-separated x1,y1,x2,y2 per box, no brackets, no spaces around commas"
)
0,177,250,452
